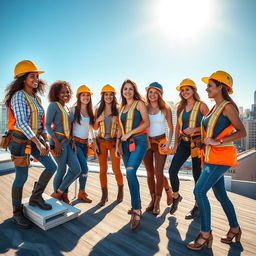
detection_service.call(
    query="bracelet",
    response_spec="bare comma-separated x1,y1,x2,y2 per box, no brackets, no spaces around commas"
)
217,138,223,145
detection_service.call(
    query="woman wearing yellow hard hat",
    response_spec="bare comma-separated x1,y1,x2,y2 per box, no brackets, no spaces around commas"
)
187,71,246,250
116,79,150,230
94,84,123,206
169,78,209,219
68,85,95,203
46,81,81,204
143,82,173,215
3,60,57,228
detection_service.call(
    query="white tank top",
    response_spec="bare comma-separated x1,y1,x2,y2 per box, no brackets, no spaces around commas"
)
73,115,92,139
147,111,166,137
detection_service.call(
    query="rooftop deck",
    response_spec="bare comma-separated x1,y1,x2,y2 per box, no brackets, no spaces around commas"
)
0,166,255,256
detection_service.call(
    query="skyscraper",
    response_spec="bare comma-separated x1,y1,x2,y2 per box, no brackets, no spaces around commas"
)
0,101,8,134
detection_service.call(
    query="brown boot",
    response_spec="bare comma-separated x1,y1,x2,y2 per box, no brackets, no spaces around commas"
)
116,185,124,203
130,210,141,231
153,195,161,215
51,191,63,201
62,193,70,205
78,190,92,203
165,187,173,206
146,193,155,212
13,205,32,229
98,187,108,206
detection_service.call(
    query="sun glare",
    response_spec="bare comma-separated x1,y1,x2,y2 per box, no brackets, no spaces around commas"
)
154,0,213,41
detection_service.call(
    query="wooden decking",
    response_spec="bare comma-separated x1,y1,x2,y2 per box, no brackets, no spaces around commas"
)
0,166,255,256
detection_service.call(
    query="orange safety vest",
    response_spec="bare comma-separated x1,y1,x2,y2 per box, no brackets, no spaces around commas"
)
119,100,147,136
202,100,238,166
53,102,71,139
8,90,44,136
99,111,117,138
178,101,201,136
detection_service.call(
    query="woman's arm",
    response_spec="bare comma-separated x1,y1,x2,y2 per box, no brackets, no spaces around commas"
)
162,107,173,151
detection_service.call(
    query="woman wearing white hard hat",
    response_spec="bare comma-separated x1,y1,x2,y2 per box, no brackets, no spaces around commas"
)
3,60,57,229
187,71,246,250
169,79,209,219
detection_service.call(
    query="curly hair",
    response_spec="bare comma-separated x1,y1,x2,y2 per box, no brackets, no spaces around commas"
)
120,79,144,107
48,80,72,103
4,72,46,107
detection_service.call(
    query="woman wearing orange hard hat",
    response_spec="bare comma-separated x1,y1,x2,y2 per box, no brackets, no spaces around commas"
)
143,82,174,216
68,85,95,203
169,78,209,219
94,84,124,206
187,71,246,250
3,60,57,229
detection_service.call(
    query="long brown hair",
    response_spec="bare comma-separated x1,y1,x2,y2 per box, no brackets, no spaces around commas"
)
96,92,119,118
146,89,169,114
120,79,144,107
212,79,239,112
74,93,94,125
4,73,46,107
177,87,201,117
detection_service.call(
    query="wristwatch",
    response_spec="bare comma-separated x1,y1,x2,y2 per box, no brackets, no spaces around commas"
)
218,138,223,145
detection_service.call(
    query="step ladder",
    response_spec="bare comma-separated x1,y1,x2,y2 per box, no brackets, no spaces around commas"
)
23,194,80,230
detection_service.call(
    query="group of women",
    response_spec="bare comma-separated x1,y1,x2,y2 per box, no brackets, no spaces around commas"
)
3,60,246,251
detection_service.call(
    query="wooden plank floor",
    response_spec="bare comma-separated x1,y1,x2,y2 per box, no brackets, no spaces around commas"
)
0,166,255,256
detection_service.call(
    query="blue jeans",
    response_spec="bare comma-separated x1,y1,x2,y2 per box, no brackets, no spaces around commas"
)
122,134,148,210
194,163,239,232
9,131,57,206
68,141,89,191
51,136,81,193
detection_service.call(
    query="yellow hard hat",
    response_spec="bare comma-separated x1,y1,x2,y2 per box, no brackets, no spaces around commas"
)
201,70,233,94
76,85,93,98
176,78,197,91
101,84,116,95
14,60,44,79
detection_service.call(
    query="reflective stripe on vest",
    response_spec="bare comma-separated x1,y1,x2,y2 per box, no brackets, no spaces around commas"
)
178,101,201,136
119,100,138,135
8,90,43,136
99,111,117,138
203,100,231,163
55,102,70,139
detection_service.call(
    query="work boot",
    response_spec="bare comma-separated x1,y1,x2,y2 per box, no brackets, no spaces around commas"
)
78,190,92,203
62,193,70,205
153,195,161,215
169,194,183,214
51,191,63,201
98,187,108,206
29,182,52,210
185,205,200,220
116,185,124,203
13,205,32,229
146,193,155,212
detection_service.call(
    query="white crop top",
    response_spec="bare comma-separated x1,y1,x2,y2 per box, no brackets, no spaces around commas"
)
73,115,93,139
147,111,166,137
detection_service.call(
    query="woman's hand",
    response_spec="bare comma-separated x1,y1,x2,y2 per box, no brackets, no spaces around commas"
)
44,141,50,154
172,142,178,154
36,142,48,156
121,132,132,142
161,140,171,152
54,141,62,156
204,137,220,146
183,127,196,135
96,115,105,124
71,140,77,154
94,142,99,155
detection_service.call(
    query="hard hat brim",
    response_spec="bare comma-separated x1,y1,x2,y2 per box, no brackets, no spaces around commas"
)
202,77,233,94
145,86,163,93
14,70,44,79
176,85,197,91
76,91,93,98
101,91,116,95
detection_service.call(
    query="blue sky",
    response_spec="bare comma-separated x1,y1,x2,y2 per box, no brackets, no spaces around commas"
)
0,0,255,110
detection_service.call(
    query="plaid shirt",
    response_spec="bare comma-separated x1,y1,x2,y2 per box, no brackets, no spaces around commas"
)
11,91,46,139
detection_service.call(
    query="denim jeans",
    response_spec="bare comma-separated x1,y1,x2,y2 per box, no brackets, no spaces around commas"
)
122,134,148,210
169,140,201,192
9,131,57,206
194,163,239,232
51,136,81,193
72,141,89,191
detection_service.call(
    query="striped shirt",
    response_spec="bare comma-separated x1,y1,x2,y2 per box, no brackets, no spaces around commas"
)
11,91,45,139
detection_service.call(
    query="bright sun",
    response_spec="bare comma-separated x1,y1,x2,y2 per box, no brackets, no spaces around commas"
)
154,0,214,41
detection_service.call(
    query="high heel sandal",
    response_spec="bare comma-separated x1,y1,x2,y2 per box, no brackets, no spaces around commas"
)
152,195,161,215
130,210,142,230
221,227,242,244
187,231,213,250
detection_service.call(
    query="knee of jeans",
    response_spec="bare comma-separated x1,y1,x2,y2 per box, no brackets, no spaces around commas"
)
50,162,58,173
126,167,135,179
15,173,28,187
193,185,205,199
